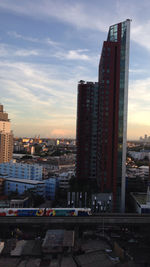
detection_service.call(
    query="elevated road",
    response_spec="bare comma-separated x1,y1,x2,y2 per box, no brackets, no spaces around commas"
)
0,214,150,225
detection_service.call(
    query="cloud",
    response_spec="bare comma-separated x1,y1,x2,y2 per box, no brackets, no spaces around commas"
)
8,31,95,62
55,49,90,61
0,60,85,136
1,0,150,139
131,21,150,51
0,54,97,137
3,0,150,52
0,44,9,57
8,31,39,43
129,68,148,74
8,31,60,47
67,50,90,60
15,49,39,56
45,38,60,47
0,1,110,32
0,43,40,58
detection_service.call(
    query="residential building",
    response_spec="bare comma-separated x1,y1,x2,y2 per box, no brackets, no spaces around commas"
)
4,176,59,200
131,190,150,214
76,20,131,212
44,178,59,200
58,171,74,190
10,197,30,208
0,105,13,163
5,178,45,196
76,81,99,181
0,163,59,200
97,20,130,212
139,166,149,180
128,150,150,161
0,162,43,180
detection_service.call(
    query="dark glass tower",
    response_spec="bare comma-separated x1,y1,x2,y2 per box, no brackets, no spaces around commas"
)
76,20,130,212
76,81,99,181
97,20,130,212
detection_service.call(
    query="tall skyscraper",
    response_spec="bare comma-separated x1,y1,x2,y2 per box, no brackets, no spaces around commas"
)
76,81,99,181
0,105,13,163
76,20,130,212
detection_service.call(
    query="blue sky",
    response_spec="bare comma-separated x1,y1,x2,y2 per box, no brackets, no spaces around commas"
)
0,0,150,139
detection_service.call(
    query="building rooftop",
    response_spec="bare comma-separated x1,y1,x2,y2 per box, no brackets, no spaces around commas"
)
5,178,45,185
42,229,74,250
75,251,114,267
131,192,147,205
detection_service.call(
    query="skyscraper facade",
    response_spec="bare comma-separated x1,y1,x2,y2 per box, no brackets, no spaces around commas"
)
76,81,99,181
0,105,13,163
76,20,130,212
97,20,130,212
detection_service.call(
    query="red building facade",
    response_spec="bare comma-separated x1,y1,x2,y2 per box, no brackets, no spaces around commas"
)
76,20,130,212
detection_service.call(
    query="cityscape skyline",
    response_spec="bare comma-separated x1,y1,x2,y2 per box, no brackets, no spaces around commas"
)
0,0,150,139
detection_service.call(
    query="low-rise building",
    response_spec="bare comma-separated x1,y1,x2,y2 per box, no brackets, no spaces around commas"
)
5,178,45,196
58,171,74,190
44,178,59,200
127,165,149,181
10,197,30,208
131,190,150,214
139,165,149,180
128,150,150,160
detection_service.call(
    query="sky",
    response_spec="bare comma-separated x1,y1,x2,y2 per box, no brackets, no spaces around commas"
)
0,0,150,139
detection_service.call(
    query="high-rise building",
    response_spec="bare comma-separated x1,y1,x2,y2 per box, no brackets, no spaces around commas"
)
76,81,99,181
0,105,13,163
97,19,130,212
76,20,130,212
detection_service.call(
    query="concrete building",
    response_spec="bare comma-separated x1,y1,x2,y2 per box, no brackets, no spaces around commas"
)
127,166,149,180
139,166,149,180
44,178,59,200
10,197,30,208
0,163,59,199
5,178,45,196
4,176,59,200
58,171,74,190
131,191,150,214
128,150,150,160
0,105,13,163
0,162,43,180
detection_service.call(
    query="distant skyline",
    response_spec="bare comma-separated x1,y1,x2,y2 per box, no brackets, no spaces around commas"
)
1,0,150,139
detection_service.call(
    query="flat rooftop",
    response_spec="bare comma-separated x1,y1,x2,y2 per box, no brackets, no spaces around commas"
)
131,192,147,205
42,229,74,249
5,178,45,185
